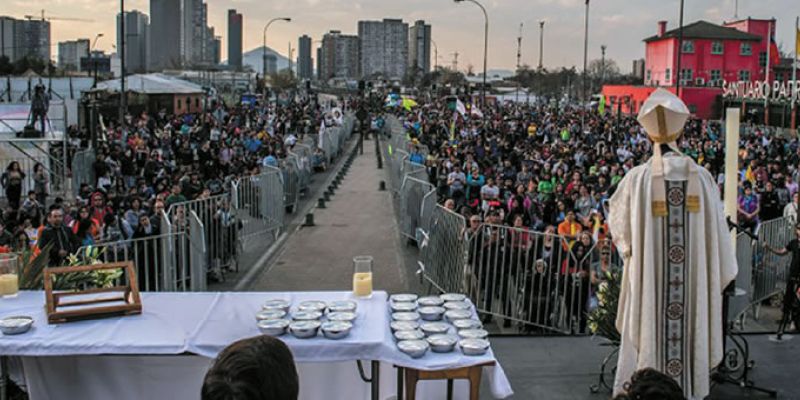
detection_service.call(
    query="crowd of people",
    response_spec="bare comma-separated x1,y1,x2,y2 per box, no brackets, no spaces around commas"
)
389,96,800,331
0,95,352,286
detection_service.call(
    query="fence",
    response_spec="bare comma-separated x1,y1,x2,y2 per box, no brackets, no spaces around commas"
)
399,176,436,241
231,167,285,252
288,143,312,192
71,148,95,196
77,210,207,292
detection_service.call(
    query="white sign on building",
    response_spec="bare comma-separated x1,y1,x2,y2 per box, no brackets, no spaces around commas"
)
722,79,800,101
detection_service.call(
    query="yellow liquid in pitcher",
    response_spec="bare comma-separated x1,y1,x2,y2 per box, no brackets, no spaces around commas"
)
352,272,373,297
0,274,19,297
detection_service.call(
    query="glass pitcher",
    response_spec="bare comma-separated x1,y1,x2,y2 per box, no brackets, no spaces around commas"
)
352,255,373,299
0,253,19,298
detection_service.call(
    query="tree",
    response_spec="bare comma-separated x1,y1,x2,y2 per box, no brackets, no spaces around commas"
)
466,64,475,77
0,56,12,75
269,70,298,91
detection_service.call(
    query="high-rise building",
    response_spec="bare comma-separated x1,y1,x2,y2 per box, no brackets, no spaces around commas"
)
265,54,278,74
297,35,313,80
316,46,322,80
227,9,243,70
358,19,408,79
0,17,17,63
319,30,359,81
632,58,645,80
57,39,90,71
149,0,182,71
16,18,51,62
117,10,149,73
408,20,431,74
211,36,221,65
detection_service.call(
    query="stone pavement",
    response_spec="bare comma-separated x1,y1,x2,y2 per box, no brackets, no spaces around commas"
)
249,137,409,294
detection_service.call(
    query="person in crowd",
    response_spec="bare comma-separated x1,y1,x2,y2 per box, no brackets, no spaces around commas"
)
784,192,799,225
759,181,783,222
32,162,48,207
764,223,800,338
38,207,80,266
738,185,760,231
201,335,299,400
20,191,43,228
2,162,25,210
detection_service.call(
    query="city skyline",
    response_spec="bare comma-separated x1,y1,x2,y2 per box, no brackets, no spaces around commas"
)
2,0,798,72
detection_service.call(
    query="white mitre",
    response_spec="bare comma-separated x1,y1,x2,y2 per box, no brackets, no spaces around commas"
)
636,88,700,216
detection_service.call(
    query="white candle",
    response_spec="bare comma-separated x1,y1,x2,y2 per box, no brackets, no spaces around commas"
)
724,108,741,252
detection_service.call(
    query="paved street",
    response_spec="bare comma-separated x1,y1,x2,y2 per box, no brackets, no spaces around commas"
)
248,136,410,294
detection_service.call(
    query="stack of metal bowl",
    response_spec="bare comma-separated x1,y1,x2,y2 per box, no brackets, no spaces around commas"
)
389,293,492,358
257,300,293,336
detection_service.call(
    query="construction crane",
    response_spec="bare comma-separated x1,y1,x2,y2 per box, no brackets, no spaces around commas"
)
24,10,94,23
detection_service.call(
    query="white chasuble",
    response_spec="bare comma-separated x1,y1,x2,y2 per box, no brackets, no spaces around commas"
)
609,153,737,399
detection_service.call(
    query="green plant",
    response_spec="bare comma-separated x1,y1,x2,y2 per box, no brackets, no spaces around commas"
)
18,244,52,290
587,270,621,344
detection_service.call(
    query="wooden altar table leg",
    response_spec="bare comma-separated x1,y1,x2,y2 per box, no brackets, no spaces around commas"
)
396,366,404,400
0,356,8,400
405,367,420,400
468,365,484,400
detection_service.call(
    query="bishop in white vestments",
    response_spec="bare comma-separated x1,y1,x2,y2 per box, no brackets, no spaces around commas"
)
609,89,738,399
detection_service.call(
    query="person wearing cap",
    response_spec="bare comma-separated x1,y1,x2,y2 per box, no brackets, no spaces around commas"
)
608,89,737,399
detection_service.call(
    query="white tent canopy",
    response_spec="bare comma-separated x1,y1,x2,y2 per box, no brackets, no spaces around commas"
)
94,73,204,95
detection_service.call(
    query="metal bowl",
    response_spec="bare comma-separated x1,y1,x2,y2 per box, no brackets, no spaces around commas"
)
460,338,491,356
392,312,421,322
458,329,489,340
327,311,357,323
321,321,353,340
417,296,445,307
262,299,291,313
292,310,323,321
453,319,483,331
394,329,425,341
289,320,321,339
256,309,287,321
0,316,33,335
390,294,419,303
427,334,458,353
418,306,446,321
327,300,357,313
443,301,472,311
397,339,429,359
440,293,467,302
390,320,420,332
257,319,290,336
420,322,450,336
298,300,327,313
444,309,473,323
390,302,417,313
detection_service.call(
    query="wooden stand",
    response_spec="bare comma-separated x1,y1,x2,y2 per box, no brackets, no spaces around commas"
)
43,261,142,324
399,362,494,400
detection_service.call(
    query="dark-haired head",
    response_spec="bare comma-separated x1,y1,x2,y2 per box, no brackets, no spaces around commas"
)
202,335,298,400
613,368,685,400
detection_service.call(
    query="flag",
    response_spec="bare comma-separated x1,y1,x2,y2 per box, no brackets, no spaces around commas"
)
796,26,800,56
402,98,418,111
745,165,755,184
455,99,467,117
470,106,484,118
598,95,606,115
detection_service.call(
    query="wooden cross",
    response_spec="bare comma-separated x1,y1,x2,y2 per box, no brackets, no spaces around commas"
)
668,332,682,347
670,276,684,290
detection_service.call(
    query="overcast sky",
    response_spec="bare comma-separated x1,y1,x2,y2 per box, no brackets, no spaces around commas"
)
4,0,798,72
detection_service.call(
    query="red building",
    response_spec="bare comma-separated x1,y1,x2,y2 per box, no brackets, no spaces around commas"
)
603,18,797,126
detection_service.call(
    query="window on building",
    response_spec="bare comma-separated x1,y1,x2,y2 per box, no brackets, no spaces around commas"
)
758,51,767,67
738,70,751,81
177,99,182,108
665,68,671,81
710,69,721,81
776,73,784,82
195,98,200,108
711,41,724,55
681,40,695,53
646,70,651,82
680,69,693,82
740,42,752,56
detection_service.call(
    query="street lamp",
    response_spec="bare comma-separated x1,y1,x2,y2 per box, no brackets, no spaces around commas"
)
581,0,589,134
453,0,488,110
91,33,104,51
263,17,291,77
431,38,439,70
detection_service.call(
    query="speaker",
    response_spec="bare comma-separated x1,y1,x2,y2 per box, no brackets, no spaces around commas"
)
20,125,43,138
358,80,366,91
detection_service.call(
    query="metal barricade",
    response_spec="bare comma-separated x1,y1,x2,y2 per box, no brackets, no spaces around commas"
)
730,232,755,323
399,176,436,241
71,148,95,195
419,205,467,294
289,144,312,192
231,167,284,251
167,194,238,274
754,217,793,303
281,158,300,212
